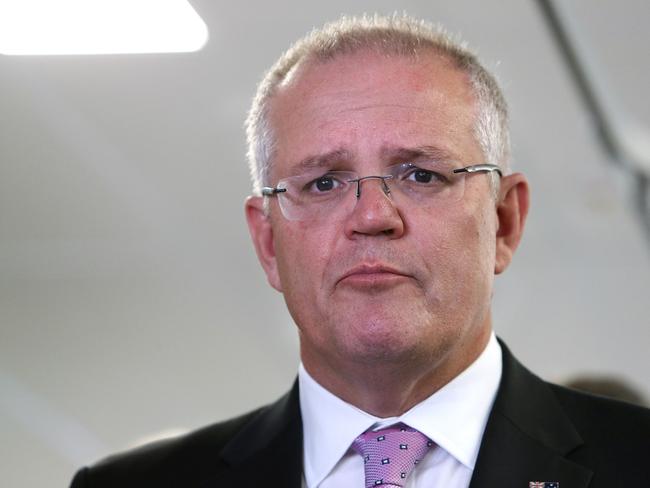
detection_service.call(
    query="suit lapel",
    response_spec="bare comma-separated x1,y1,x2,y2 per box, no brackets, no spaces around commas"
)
200,381,303,488
469,342,593,488
197,342,596,487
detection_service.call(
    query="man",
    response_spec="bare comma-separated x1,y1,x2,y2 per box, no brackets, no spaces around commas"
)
70,14,650,488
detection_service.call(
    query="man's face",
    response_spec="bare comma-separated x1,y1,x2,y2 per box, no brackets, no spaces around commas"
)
248,50,514,380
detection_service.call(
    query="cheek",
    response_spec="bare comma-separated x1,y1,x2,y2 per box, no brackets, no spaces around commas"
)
274,223,331,294
408,206,472,259
410,205,495,292
473,204,498,264
273,223,342,338
456,207,498,303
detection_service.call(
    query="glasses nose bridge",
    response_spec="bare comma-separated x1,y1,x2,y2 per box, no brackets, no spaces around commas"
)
349,174,393,199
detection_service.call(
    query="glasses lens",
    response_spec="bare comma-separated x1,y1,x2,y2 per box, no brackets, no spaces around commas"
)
387,161,466,206
270,164,496,221
276,171,357,221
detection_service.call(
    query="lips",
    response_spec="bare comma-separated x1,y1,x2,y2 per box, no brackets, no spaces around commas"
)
338,263,412,287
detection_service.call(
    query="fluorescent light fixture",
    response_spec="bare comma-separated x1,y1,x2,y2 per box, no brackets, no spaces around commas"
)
0,0,208,55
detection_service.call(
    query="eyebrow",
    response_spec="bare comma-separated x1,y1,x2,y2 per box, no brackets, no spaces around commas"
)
289,148,353,175
286,145,459,175
380,145,459,163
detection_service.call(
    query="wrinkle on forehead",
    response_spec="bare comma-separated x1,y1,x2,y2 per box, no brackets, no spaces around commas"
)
273,53,476,126
269,49,482,177
285,144,463,176
271,51,475,111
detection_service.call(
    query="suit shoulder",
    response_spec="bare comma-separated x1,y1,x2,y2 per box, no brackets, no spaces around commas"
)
71,406,265,488
549,383,650,472
549,382,650,434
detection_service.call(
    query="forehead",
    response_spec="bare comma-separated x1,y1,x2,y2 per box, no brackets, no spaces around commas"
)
268,49,481,175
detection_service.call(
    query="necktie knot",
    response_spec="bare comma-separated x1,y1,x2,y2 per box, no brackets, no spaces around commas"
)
352,423,434,487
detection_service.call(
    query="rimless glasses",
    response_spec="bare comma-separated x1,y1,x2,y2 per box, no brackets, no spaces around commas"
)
261,161,502,221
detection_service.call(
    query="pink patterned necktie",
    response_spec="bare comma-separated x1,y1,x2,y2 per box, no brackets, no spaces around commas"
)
352,422,434,487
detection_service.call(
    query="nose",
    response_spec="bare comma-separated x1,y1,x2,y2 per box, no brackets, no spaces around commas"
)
344,176,405,238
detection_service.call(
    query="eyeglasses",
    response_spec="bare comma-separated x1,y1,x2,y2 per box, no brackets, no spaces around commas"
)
261,162,502,221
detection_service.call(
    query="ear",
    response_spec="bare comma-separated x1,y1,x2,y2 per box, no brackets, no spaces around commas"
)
494,173,530,275
245,196,283,292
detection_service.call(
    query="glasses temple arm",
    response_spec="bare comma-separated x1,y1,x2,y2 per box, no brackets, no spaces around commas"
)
453,164,503,176
261,187,287,196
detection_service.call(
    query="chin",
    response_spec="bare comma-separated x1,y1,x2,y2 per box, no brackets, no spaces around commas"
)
344,319,427,360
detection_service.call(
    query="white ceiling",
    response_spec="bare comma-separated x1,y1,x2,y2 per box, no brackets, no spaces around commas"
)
1,1,648,487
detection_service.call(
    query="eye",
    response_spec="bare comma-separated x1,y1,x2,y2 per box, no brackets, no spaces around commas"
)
411,169,436,183
305,174,344,193
401,165,447,185
316,176,335,191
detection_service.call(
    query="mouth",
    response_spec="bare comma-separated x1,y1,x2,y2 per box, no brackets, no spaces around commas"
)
338,264,412,289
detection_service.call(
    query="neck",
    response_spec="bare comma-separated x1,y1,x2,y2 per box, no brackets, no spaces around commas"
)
300,327,492,418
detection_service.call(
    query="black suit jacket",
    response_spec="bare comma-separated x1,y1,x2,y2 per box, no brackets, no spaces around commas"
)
70,343,650,487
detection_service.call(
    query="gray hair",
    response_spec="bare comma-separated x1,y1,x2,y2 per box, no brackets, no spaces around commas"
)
245,13,510,195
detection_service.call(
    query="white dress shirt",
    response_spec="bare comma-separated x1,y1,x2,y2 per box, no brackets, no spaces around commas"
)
299,333,502,488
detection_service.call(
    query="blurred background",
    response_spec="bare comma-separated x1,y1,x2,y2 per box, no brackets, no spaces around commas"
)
1,1,648,486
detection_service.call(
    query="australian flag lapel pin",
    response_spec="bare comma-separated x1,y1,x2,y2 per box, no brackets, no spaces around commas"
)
529,483,559,488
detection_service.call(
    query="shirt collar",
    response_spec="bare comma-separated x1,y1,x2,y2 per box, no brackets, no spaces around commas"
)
299,333,502,487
